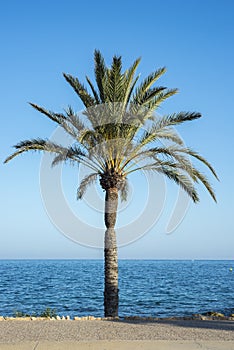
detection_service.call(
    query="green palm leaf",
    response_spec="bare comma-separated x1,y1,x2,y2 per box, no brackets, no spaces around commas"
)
132,67,166,105
94,49,107,102
63,73,96,108
4,139,75,163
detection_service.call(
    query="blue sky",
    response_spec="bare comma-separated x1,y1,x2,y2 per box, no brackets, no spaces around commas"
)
1,0,233,259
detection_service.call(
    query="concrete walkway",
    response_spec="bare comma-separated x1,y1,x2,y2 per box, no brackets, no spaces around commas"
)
0,319,234,349
0,341,234,349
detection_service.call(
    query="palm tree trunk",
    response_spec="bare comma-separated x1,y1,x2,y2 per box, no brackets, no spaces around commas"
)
104,187,119,317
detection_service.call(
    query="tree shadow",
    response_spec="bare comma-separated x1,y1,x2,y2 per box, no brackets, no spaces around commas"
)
106,317,234,332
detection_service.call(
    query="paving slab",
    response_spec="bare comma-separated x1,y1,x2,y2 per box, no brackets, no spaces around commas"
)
0,341,234,350
0,342,37,350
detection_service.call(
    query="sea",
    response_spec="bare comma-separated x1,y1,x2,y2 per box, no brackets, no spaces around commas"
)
0,260,233,318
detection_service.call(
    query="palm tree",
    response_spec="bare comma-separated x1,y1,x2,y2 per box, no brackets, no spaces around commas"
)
5,50,218,317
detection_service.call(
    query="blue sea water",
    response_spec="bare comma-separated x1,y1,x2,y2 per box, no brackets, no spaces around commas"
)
0,260,233,318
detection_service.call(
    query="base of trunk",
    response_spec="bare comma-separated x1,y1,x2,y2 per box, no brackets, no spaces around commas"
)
104,286,119,317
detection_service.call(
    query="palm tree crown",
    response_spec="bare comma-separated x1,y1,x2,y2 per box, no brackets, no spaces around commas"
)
5,50,218,202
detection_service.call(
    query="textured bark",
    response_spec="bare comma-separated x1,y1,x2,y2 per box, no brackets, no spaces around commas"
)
104,188,119,317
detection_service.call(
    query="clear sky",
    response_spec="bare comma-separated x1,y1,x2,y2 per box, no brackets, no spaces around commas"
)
1,0,233,259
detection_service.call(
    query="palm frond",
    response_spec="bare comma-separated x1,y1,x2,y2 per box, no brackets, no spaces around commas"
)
155,128,184,145
173,159,217,202
119,178,129,202
122,57,141,107
4,139,76,163
137,127,184,149
153,148,217,201
139,89,179,119
29,103,81,139
124,159,199,202
29,103,65,124
191,168,217,202
77,172,98,199
156,111,201,129
140,86,167,103
132,67,166,105
63,73,96,108
51,144,87,167
65,106,85,132
86,75,100,104
138,112,201,147
79,129,99,147
104,55,124,104
129,89,178,126
154,144,218,179
51,153,74,167
157,167,199,203
94,49,107,102
181,147,218,179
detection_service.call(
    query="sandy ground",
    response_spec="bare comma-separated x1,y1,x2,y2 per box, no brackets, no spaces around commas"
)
0,319,234,349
